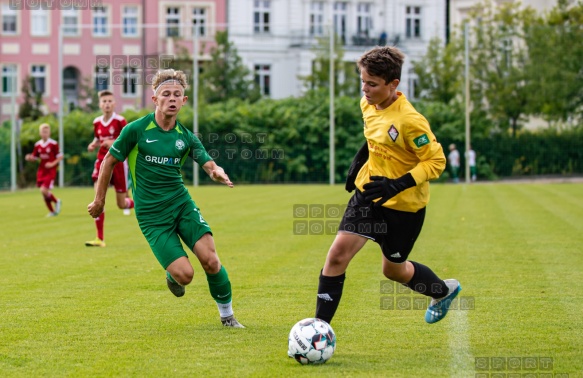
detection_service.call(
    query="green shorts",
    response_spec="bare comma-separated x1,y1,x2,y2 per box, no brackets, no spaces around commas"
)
137,199,212,269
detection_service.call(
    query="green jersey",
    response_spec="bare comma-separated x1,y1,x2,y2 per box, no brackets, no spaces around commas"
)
109,113,212,215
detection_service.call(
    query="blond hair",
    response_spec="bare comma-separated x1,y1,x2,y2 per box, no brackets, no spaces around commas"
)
151,69,188,94
39,123,50,132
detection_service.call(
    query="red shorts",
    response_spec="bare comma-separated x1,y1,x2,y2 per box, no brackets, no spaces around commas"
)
92,159,128,193
37,169,56,189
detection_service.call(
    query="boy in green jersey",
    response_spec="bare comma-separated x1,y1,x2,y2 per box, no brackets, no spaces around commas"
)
88,69,244,328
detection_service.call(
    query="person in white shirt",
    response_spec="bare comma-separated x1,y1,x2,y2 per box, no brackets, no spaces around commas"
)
448,144,460,183
466,147,477,182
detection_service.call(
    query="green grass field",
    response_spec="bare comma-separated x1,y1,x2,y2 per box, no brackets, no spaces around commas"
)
1,183,582,377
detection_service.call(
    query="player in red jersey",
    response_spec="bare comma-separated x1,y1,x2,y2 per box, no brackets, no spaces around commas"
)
85,90,134,247
25,123,63,217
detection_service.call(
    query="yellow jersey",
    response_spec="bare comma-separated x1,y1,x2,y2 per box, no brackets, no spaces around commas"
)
354,92,446,212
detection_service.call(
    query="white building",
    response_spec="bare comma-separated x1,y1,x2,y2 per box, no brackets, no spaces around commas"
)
228,0,447,100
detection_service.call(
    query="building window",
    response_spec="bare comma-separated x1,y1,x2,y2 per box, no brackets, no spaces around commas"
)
63,67,78,92
122,6,139,37
166,7,180,37
31,9,49,36
2,64,17,95
2,4,17,34
254,64,271,96
122,67,138,96
253,1,270,33
192,7,206,37
93,6,108,36
408,71,420,100
406,6,421,38
333,2,347,44
62,7,79,36
310,2,324,36
95,66,109,91
31,65,46,95
356,3,373,35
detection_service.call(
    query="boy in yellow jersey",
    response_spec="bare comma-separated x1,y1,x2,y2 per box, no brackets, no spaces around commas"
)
315,46,461,325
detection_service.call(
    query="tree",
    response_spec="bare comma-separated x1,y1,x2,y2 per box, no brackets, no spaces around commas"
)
18,76,44,121
199,31,260,103
411,36,464,104
523,0,583,124
467,1,535,137
78,76,100,112
299,34,360,97
411,1,583,137
411,32,494,139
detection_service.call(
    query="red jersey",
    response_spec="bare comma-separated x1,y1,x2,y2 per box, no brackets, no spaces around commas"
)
31,138,62,175
93,113,127,160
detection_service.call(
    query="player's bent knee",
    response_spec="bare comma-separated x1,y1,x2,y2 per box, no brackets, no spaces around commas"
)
173,269,194,285
200,257,221,274
326,249,351,270
167,258,194,285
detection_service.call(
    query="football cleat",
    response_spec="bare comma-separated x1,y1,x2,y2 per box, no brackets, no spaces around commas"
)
54,199,62,215
221,315,245,328
46,212,57,217
85,237,106,247
425,279,461,324
166,275,185,297
123,209,131,216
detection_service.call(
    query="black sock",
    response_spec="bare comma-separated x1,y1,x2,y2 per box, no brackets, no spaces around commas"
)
315,271,346,324
405,261,448,299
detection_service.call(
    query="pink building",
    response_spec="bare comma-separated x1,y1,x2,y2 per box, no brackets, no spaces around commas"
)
0,0,227,122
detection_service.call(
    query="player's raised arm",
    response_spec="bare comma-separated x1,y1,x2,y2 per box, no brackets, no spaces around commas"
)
88,152,121,218
202,160,234,188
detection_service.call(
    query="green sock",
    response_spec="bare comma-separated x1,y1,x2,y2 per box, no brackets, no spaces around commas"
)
206,266,232,304
166,271,178,285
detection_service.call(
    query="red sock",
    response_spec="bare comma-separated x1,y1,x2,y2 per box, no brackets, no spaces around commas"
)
125,198,135,209
95,212,105,240
48,192,57,203
44,196,54,212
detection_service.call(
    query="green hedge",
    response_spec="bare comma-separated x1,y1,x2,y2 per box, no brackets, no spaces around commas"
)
454,129,583,179
2,94,582,189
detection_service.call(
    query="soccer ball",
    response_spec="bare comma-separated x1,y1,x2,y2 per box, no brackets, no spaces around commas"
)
288,318,336,364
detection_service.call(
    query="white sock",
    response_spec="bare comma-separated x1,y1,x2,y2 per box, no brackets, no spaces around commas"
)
217,301,234,318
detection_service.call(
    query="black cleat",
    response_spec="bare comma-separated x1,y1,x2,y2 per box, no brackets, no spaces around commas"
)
166,276,185,297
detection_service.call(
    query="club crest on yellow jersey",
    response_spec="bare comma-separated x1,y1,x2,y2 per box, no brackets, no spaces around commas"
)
388,125,399,142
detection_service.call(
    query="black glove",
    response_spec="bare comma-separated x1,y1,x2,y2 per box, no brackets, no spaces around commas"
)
362,173,416,206
345,141,369,193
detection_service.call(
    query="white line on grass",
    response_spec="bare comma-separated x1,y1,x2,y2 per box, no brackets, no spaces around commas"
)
447,308,473,377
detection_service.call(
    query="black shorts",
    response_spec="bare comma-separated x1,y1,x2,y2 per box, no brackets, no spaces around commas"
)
338,190,426,263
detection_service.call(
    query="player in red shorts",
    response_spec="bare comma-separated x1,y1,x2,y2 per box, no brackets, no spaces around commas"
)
85,90,134,247
25,123,63,217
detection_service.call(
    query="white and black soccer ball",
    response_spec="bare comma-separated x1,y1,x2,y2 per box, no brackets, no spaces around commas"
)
288,318,336,365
